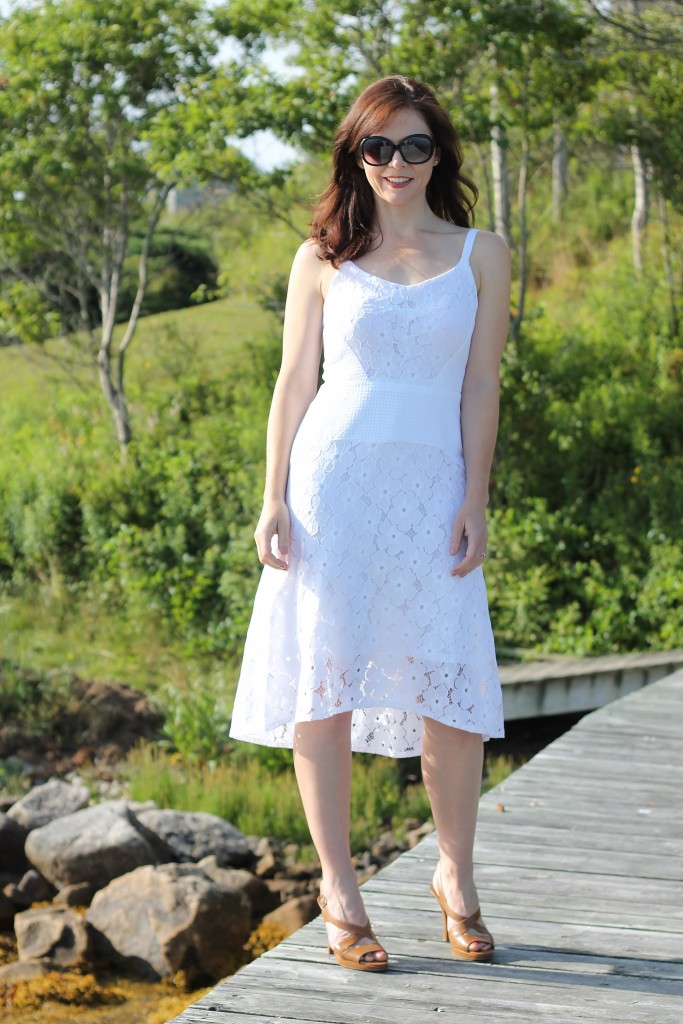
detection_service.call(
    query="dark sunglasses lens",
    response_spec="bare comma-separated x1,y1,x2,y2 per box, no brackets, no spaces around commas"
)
362,137,393,165
401,135,434,163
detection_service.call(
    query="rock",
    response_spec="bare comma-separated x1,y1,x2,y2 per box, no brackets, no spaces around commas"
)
0,891,15,929
136,809,251,867
87,862,251,980
262,896,319,938
2,868,55,909
280,861,319,881
0,959,67,983
254,851,279,878
370,831,402,860
356,862,378,882
248,835,275,858
0,813,28,872
25,803,158,889
0,796,20,813
53,881,99,908
6,778,90,831
197,857,280,918
264,877,311,902
72,679,164,750
15,905,91,966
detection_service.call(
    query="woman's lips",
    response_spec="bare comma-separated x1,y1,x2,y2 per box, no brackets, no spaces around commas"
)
384,177,413,189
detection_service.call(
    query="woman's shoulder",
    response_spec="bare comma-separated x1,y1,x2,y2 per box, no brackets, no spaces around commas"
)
293,237,327,265
471,228,511,261
469,229,511,294
289,238,336,301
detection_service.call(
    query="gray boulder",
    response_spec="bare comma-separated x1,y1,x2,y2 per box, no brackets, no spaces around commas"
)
53,881,98,908
0,812,28,871
197,856,279,919
136,809,251,867
15,905,92,966
87,862,251,980
3,868,56,909
25,802,158,889
7,778,90,831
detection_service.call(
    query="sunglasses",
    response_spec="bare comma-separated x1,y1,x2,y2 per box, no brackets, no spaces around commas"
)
359,134,436,166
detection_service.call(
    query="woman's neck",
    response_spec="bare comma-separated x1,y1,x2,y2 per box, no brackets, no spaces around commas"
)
373,197,442,246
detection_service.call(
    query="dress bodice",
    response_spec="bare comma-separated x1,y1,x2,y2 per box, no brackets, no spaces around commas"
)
291,228,480,464
321,228,479,392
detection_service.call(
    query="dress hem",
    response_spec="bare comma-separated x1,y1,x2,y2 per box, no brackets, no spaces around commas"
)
229,702,505,758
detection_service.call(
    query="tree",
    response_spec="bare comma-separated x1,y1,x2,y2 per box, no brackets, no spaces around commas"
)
0,0,221,453
586,0,683,288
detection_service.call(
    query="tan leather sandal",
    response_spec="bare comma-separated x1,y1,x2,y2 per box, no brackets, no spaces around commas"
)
317,894,389,972
429,875,494,962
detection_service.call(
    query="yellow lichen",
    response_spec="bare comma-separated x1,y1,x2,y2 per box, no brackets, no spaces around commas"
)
244,921,286,958
144,986,213,1024
0,934,17,967
0,970,128,1010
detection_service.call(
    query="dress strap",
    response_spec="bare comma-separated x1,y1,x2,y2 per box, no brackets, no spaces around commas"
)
460,227,479,267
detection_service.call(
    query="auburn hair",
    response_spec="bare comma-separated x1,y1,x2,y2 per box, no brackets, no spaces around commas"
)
310,75,478,267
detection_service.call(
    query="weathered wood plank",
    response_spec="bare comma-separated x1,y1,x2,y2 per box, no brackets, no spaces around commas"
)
363,874,683,920
185,960,683,1024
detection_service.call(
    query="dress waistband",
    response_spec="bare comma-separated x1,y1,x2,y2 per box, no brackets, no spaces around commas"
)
293,377,462,456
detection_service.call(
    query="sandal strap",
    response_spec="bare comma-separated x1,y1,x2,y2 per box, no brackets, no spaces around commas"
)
336,934,385,962
430,883,494,947
317,895,376,941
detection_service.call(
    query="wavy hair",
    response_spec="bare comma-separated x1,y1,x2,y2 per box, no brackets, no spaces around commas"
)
310,75,478,266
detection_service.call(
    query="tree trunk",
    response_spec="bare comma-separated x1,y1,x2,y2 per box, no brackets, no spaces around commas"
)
94,183,173,457
474,142,495,231
630,142,648,272
490,81,511,244
510,133,529,343
552,121,568,222
658,189,679,338
97,348,132,454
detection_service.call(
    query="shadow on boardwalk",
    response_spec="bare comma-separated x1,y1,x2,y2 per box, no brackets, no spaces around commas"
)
169,668,683,1024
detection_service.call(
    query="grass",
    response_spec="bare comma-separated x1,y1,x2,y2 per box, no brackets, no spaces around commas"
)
124,741,434,854
0,589,239,704
124,741,520,855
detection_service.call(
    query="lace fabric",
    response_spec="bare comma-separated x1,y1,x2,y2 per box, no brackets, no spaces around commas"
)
230,229,505,756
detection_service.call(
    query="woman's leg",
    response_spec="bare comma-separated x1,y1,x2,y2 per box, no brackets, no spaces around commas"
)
293,713,387,963
421,718,490,952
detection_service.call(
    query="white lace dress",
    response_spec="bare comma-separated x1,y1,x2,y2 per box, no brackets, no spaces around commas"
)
229,227,504,756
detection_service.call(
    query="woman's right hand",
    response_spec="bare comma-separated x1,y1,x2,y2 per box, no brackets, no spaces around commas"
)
254,499,291,570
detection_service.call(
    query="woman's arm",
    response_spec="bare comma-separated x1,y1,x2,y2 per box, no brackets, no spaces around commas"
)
254,240,325,571
450,230,511,578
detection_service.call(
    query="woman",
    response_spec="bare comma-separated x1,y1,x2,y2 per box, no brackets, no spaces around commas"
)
230,75,510,972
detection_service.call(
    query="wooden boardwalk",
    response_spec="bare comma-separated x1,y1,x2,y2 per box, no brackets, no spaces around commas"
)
170,668,683,1024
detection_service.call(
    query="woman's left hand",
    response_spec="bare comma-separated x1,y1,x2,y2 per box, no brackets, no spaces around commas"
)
449,499,488,577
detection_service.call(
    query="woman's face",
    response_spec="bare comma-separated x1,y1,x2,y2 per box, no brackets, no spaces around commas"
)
357,108,439,208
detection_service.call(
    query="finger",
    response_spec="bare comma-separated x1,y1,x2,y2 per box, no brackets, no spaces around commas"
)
262,553,288,570
452,541,488,577
254,530,288,570
278,516,290,556
449,516,465,556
